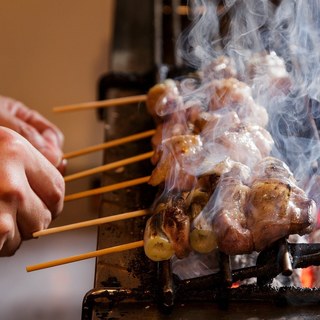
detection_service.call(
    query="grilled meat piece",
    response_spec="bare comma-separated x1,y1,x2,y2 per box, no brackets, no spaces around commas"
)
208,77,269,127
146,79,183,123
212,175,253,255
148,134,203,189
204,123,274,168
208,157,316,255
247,179,317,252
247,51,291,93
246,157,317,252
252,156,295,182
162,196,191,259
203,55,238,80
144,193,191,260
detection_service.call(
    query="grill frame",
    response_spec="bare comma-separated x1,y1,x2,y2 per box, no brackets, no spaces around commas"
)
81,1,320,317
81,94,320,320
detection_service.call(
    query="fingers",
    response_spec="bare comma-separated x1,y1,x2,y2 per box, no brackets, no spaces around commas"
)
21,139,65,218
0,128,65,255
56,158,68,176
12,101,64,149
14,178,53,238
0,96,65,168
25,111,64,148
0,188,52,256
25,160,65,219
16,119,64,168
0,212,21,257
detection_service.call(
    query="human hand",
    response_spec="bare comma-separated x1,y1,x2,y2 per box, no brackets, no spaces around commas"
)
0,127,65,256
0,95,66,173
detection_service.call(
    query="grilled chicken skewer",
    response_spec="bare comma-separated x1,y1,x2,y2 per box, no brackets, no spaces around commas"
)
143,52,317,262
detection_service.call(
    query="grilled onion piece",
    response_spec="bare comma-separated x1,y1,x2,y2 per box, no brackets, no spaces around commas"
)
190,226,217,254
144,213,174,262
187,189,217,254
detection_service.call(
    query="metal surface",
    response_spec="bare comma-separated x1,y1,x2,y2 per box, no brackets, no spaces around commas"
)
84,84,320,319
85,234,320,318
84,293,320,320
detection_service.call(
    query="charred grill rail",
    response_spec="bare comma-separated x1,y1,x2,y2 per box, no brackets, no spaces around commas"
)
82,239,320,319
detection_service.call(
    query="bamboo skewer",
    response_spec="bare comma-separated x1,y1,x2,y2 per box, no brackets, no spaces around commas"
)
63,129,156,159
64,152,152,182
64,151,154,182
53,94,147,113
28,97,156,272
64,176,151,202
26,240,144,272
33,209,150,238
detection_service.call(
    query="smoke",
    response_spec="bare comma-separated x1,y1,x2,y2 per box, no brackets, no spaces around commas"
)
156,0,320,280
175,0,320,194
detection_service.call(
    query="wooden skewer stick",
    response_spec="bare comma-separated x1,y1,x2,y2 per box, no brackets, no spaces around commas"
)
53,94,147,113
26,240,144,272
63,129,156,159
64,151,154,182
33,209,150,237
64,176,151,202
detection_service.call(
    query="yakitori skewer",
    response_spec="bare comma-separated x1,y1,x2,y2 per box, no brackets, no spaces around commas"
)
26,240,144,272
64,151,154,182
63,129,156,159
33,209,150,237
53,94,147,113
64,176,151,202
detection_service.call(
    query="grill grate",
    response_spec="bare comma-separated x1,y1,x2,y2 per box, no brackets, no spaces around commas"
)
81,2,320,318
82,238,320,319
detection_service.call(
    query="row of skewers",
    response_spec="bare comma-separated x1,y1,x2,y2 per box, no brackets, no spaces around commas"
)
26,52,318,275
27,96,154,271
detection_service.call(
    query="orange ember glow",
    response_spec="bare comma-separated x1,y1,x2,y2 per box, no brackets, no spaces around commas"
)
231,281,240,288
300,266,314,288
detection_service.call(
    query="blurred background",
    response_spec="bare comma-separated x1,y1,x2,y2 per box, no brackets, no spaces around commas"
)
0,1,115,319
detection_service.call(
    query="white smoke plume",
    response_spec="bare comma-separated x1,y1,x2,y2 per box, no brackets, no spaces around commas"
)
175,0,320,196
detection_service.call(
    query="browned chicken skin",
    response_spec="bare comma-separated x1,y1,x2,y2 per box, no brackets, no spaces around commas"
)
144,53,316,262
247,158,317,252
213,176,253,255
162,196,191,259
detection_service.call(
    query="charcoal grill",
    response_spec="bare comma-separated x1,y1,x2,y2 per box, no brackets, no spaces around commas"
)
81,93,320,319
81,1,320,318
